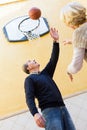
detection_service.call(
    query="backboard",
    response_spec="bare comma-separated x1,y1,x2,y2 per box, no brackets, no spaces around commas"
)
3,16,50,42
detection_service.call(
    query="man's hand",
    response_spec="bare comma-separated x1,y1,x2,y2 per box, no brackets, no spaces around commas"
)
67,72,73,82
34,113,46,128
50,28,59,42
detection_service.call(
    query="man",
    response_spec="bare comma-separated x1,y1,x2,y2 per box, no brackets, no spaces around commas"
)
23,28,76,130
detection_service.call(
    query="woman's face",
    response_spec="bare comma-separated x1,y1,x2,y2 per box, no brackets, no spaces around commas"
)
66,23,78,29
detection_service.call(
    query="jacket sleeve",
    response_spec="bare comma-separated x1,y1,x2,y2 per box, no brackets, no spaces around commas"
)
67,47,85,74
42,41,59,78
24,77,38,116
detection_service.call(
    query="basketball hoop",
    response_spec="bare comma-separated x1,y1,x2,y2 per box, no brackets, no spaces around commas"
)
18,17,40,40
3,16,50,42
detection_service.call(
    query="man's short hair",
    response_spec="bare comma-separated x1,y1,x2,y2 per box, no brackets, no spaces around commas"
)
22,63,30,74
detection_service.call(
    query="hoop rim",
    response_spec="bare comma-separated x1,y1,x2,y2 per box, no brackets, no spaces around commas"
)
18,17,40,33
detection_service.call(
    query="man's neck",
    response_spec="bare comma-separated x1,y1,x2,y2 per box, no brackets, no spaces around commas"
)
30,71,39,74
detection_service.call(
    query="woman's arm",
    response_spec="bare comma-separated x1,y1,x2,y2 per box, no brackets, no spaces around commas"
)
67,47,85,74
67,47,85,81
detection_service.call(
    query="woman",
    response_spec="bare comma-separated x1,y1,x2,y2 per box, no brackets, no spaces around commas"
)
60,2,87,81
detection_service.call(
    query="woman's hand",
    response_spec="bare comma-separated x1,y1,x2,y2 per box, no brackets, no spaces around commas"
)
63,40,72,45
67,72,73,82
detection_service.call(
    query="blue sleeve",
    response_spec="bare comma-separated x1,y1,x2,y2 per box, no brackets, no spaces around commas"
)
42,42,59,78
24,77,38,116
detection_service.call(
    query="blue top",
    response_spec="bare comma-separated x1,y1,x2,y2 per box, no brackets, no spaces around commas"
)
24,42,65,116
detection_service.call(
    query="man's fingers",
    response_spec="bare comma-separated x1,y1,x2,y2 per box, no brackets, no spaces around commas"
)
35,114,46,128
36,118,45,128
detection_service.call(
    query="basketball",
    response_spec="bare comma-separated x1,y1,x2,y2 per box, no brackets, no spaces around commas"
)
28,7,41,20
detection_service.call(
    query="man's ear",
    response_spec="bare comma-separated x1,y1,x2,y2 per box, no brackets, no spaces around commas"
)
27,65,32,70
27,66,29,71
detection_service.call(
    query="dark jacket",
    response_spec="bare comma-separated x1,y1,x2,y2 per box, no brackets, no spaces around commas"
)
24,42,65,116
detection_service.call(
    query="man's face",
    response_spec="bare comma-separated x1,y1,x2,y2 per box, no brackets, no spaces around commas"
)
27,60,40,71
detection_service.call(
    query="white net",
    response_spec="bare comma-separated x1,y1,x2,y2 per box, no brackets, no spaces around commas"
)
23,31,40,40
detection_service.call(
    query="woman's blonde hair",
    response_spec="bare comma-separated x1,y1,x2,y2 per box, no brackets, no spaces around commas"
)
60,2,86,26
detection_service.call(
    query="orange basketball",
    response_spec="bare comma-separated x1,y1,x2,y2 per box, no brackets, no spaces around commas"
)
28,7,41,20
